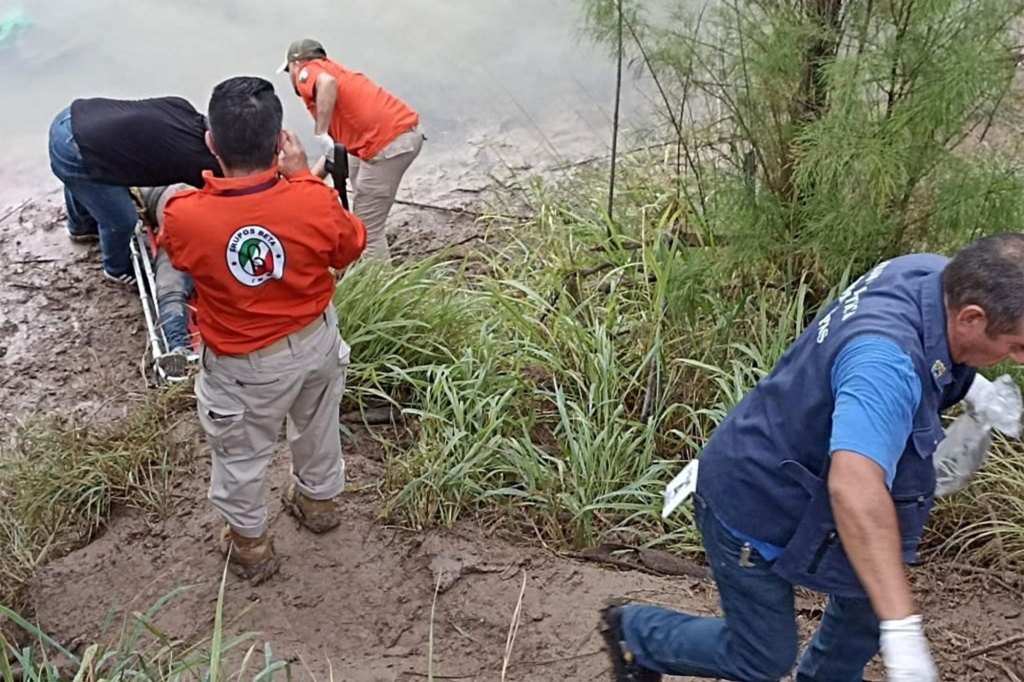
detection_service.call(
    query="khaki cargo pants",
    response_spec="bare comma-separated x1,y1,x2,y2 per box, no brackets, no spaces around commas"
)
196,306,350,538
348,125,425,263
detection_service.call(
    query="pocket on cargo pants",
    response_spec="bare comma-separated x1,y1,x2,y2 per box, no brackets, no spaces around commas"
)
195,370,250,457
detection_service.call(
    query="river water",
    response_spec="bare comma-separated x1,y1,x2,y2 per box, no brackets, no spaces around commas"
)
0,0,648,208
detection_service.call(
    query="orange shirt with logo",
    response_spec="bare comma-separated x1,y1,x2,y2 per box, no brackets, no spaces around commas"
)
158,167,366,356
295,58,419,160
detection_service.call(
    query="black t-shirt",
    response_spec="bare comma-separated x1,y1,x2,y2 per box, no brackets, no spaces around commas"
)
70,96,221,187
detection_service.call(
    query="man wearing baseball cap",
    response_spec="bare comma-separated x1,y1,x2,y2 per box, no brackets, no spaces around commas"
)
159,75,367,583
278,38,424,263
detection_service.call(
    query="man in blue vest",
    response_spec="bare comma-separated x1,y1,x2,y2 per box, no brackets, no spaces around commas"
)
600,234,1024,682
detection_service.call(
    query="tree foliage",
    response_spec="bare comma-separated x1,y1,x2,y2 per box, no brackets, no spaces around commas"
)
584,0,1024,296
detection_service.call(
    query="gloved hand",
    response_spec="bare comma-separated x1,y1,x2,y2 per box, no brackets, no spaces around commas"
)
314,133,335,162
879,615,937,682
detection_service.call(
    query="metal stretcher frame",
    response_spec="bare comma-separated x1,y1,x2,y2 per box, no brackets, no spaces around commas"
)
129,219,200,384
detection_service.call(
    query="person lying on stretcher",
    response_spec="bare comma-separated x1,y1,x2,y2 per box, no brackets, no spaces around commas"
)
137,184,196,380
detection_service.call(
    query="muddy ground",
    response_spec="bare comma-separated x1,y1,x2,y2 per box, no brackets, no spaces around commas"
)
2,188,1023,681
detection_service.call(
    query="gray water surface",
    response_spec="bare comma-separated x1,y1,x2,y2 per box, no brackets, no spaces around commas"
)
0,0,647,207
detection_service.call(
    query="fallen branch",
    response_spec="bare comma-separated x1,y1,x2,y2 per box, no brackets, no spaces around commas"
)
511,650,604,668
936,561,1020,592
575,543,710,579
408,233,485,257
407,672,475,680
393,199,527,222
0,199,32,226
992,659,1022,682
341,405,403,426
964,633,1024,660
394,198,482,215
573,548,663,577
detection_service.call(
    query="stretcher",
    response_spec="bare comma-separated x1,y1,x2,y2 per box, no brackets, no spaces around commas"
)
129,145,349,384
130,186,201,384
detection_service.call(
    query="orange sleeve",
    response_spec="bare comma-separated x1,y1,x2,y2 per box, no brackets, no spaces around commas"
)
329,203,367,269
158,197,191,273
295,61,324,104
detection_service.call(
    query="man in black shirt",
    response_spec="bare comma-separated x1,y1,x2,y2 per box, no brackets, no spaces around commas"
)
48,96,220,285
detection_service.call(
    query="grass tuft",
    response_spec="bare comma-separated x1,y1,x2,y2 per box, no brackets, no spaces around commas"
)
0,386,194,608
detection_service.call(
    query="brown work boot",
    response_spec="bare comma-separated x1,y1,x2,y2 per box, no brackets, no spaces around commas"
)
281,483,341,533
218,526,281,584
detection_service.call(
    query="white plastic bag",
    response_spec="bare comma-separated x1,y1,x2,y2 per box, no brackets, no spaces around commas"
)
964,374,1022,437
934,374,1021,497
933,413,993,497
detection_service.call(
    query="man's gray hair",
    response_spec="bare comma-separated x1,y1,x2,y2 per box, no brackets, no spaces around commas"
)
943,233,1024,335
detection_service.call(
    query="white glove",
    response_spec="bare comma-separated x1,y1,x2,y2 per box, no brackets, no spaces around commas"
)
315,133,335,162
879,615,937,682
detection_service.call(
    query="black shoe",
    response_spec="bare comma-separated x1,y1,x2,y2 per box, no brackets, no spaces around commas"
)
66,226,99,243
599,603,662,682
103,269,138,287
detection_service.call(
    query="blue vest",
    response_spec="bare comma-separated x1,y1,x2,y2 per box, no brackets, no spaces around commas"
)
696,254,975,598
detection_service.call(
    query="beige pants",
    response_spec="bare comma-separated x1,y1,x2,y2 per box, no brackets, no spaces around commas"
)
349,125,425,262
196,306,350,538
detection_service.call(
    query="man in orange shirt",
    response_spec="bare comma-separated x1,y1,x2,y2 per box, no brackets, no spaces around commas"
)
159,76,366,583
278,38,424,263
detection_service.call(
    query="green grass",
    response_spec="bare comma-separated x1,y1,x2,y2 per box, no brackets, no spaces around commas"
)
0,386,194,608
1,127,1023,682
329,182,701,548
321,158,758,551
4,144,1023,627
328,146,1024,566
1,563,293,682
930,434,1024,563
5,0,1024,672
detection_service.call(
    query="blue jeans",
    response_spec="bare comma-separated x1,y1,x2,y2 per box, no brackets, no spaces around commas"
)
621,495,880,681
154,247,193,350
48,106,137,276
141,184,194,352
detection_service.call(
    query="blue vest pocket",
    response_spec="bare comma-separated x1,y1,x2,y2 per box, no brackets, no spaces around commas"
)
773,477,869,598
911,423,943,458
807,530,838,574
772,460,864,596
772,459,935,597
893,492,933,562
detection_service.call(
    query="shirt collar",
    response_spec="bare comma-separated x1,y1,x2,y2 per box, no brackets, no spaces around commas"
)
201,166,281,196
920,269,954,389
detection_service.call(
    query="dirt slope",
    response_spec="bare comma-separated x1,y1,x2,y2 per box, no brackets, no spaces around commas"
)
3,196,1022,682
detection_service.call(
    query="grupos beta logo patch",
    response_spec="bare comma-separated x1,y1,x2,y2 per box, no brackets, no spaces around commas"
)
226,225,286,287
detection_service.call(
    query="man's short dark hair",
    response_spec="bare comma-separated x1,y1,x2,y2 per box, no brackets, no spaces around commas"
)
943,233,1024,335
207,76,282,171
